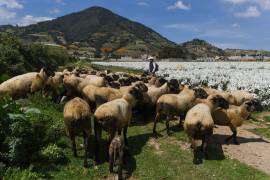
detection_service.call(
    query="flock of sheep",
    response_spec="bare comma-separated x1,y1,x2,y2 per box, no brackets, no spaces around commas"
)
0,66,261,179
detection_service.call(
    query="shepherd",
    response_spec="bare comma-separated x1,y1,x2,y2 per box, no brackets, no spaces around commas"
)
148,56,159,75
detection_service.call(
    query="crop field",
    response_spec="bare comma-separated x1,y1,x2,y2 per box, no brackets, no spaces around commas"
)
94,62,270,107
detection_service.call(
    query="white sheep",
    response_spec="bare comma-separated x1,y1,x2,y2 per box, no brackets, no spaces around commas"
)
93,84,147,163
153,85,208,135
63,97,92,167
0,68,54,99
212,100,256,144
184,95,229,164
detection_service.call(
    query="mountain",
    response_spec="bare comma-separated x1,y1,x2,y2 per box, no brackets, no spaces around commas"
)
180,39,225,58
225,48,270,57
1,6,175,57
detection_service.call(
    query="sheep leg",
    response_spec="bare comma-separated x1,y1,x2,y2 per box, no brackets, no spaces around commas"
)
109,151,114,173
71,135,78,157
118,149,124,180
94,120,102,164
166,115,172,135
232,130,239,145
123,125,129,146
153,112,160,134
83,135,89,167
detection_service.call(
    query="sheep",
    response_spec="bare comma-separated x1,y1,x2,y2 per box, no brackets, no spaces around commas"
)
93,84,147,163
153,85,208,135
230,90,254,106
44,72,65,101
63,97,92,167
142,79,180,109
109,135,125,180
212,100,257,145
202,87,237,105
85,75,108,87
0,68,54,99
184,95,229,164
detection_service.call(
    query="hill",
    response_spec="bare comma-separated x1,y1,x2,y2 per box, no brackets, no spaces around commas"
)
181,39,225,58
2,6,175,57
225,48,270,57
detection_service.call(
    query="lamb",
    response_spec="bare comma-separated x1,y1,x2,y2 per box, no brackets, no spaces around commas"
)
93,84,147,163
109,135,125,180
184,95,229,164
0,68,54,99
153,85,208,135
63,97,92,167
212,100,256,144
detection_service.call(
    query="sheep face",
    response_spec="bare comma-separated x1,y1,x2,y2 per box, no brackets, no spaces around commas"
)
155,78,167,87
129,87,144,101
194,88,208,99
249,99,263,111
213,95,229,109
43,67,55,77
134,82,148,93
119,78,132,86
168,79,180,94
244,100,258,112
109,81,121,89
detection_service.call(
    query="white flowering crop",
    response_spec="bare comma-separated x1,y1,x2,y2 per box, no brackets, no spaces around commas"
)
94,62,270,107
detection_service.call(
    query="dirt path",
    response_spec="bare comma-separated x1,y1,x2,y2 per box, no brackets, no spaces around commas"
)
213,123,270,175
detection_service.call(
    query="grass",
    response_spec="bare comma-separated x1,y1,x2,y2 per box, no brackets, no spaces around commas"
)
60,60,144,75
250,111,270,139
14,99,267,180
2,64,269,179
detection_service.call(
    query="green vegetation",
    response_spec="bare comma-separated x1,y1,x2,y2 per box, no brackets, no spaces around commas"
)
1,6,174,57
0,94,268,179
250,113,270,139
0,31,75,80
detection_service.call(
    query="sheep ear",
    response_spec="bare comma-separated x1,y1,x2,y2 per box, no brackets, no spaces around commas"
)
36,74,42,80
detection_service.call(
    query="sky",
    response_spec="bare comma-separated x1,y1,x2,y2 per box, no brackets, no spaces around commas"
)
0,0,270,50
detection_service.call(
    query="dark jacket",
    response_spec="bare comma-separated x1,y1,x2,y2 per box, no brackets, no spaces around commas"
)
149,62,158,73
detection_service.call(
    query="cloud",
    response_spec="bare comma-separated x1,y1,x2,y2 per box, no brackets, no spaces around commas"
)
137,2,148,6
224,0,270,10
212,42,246,49
0,7,16,24
256,0,270,10
164,23,200,32
49,8,60,14
232,23,240,27
53,0,65,5
223,0,248,4
0,0,23,9
168,1,191,10
19,15,54,26
234,6,261,17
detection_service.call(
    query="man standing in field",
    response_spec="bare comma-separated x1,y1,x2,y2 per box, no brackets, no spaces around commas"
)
148,56,159,75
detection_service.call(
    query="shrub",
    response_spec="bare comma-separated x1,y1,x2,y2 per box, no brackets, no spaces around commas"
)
41,144,66,163
3,166,44,180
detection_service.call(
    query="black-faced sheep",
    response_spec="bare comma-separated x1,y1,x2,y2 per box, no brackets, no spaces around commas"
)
93,84,147,163
212,100,257,144
184,95,229,164
63,97,92,167
0,68,54,99
153,85,208,135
